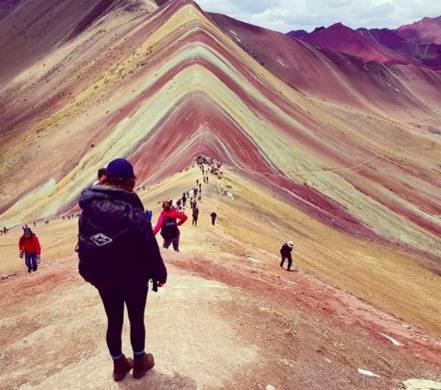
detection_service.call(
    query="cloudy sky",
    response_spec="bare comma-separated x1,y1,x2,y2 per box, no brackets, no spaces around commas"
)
197,0,441,32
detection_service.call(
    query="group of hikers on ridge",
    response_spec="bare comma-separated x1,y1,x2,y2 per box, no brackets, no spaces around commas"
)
75,158,231,381
10,157,296,382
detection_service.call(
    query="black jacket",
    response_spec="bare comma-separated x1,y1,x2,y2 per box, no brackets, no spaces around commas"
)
280,244,293,257
77,185,167,290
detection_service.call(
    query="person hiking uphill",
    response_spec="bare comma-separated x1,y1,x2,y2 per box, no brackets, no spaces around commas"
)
153,201,187,252
77,158,167,382
280,241,295,271
19,227,41,273
210,212,217,226
182,192,187,207
192,207,199,226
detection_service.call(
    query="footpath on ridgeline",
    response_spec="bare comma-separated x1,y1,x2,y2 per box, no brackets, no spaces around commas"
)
0,162,441,389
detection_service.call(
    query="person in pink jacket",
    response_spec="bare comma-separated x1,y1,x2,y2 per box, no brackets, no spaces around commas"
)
153,201,188,252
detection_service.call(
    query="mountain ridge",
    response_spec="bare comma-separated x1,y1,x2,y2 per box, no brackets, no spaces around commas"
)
398,15,441,44
1,1,441,387
287,16,441,69
1,0,440,262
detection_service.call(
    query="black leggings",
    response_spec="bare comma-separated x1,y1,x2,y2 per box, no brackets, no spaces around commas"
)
280,254,293,270
98,284,148,358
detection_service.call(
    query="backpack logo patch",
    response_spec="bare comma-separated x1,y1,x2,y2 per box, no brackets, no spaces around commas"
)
90,233,113,247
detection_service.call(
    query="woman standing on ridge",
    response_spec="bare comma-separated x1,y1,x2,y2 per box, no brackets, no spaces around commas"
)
77,158,167,382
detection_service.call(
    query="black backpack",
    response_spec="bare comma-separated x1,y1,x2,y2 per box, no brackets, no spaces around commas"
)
76,186,168,289
76,208,137,288
161,217,178,240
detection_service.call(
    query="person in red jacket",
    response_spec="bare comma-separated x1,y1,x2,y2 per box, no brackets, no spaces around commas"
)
153,201,187,252
19,227,41,273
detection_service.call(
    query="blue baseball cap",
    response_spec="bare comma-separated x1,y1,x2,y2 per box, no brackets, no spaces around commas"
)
106,158,136,180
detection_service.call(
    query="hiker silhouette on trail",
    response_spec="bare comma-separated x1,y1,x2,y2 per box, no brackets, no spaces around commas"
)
77,158,167,382
210,212,217,226
19,226,41,273
280,241,295,272
153,201,187,252
192,207,199,226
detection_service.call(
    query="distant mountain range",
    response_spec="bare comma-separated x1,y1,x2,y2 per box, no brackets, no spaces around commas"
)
287,16,441,69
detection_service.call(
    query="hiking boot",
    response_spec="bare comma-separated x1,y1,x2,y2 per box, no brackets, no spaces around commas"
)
113,355,133,382
133,353,155,379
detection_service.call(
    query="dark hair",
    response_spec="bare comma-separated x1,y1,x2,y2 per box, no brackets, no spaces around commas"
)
162,201,171,211
103,176,136,192
105,175,134,185
97,168,107,179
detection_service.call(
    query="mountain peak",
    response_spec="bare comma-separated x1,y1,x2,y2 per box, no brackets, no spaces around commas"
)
329,22,346,28
312,26,325,33
397,15,441,44
311,23,357,37
422,15,441,22
287,29,308,39
285,17,441,67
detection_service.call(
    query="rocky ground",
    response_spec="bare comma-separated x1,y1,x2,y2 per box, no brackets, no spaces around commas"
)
1,167,440,389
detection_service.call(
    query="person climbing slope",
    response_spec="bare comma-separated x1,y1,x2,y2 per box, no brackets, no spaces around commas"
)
77,158,167,382
210,212,217,226
18,226,41,273
280,241,295,272
192,207,199,226
182,192,187,207
153,201,187,252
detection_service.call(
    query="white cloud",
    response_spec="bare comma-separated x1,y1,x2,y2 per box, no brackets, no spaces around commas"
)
197,0,441,32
